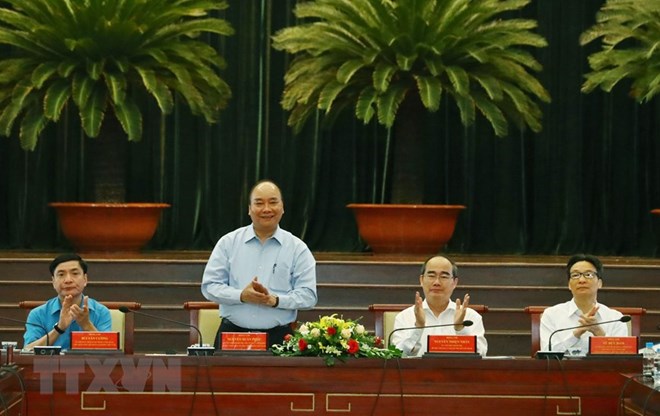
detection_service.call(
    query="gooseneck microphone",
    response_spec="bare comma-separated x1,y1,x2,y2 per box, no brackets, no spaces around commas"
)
387,320,473,348
118,306,214,356
0,316,50,345
547,315,632,352
0,316,62,355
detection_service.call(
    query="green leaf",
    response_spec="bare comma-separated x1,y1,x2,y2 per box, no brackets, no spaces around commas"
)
376,84,407,127
31,62,59,88
87,59,104,81
43,79,71,121
72,74,96,108
336,59,366,84
413,75,443,111
395,53,417,71
114,99,142,142
19,104,48,151
373,62,397,92
105,71,127,105
0,100,24,136
445,66,470,96
355,86,378,123
473,92,508,137
79,86,107,138
318,79,347,113
452,93,475,127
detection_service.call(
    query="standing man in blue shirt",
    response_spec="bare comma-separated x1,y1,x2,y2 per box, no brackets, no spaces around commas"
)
24,253,112,350
201,179,318,348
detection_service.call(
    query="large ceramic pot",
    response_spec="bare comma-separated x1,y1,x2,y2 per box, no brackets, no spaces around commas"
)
347,204,466,255
49,202,170,253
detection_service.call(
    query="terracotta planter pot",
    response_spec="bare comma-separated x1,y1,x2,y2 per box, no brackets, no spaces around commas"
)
347,204,466,254
49,203,170,253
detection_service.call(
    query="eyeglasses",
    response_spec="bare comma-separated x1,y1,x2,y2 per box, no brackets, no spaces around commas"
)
569,271,598,280
423,273,454,281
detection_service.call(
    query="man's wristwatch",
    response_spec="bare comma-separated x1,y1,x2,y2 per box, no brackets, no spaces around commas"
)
272,295,279,308
53,323,65,334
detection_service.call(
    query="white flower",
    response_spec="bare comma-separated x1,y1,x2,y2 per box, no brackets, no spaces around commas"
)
341,328,352,339
299,324,310,335
355,324,365,335
310,328,321,338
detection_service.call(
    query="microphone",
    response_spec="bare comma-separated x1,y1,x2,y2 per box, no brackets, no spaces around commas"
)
387,320,474,348
118,306,214,356
546,315,632,352
0,316,61,355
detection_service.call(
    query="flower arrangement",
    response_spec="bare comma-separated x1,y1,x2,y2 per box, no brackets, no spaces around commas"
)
271,314,402,366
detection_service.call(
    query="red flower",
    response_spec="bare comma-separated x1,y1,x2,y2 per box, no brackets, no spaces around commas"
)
298,338,308,351
327,327,337,336
374,337,383,348
347,339,359,354
284,334,292,342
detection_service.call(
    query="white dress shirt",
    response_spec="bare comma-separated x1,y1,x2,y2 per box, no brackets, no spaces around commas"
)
540,299,628,355
391,300,488,357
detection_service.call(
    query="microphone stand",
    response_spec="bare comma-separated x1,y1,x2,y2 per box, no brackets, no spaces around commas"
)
118,307,215,356
0,316,61,356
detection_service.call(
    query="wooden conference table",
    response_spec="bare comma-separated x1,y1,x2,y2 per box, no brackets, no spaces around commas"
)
11,354,644,415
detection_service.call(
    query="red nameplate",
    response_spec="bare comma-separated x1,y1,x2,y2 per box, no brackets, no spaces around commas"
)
221,332,268,351
427,335,477,353
589,336,638,355
71,331,120,350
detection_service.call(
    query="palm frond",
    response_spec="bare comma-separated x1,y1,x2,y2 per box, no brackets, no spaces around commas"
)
43,79,70,121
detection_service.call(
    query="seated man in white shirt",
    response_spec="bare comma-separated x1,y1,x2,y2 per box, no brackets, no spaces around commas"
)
391,255,487,357
540,254,628,356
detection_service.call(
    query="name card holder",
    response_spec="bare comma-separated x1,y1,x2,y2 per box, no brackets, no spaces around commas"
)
215,332,270,356
587,336,640,359
423,335,480,359
63,331,122,355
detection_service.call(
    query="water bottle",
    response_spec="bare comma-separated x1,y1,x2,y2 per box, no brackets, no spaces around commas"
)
642,342,655,378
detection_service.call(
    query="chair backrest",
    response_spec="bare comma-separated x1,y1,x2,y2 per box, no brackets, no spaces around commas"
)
19,300,141,354
524,305,646,357
369,303,489,347
183,301,221,347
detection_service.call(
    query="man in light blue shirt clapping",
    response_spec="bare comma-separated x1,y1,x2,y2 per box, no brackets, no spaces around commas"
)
201,180,318,349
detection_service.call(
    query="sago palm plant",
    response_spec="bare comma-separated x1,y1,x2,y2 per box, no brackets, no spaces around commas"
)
272,0,550,137
580,0,660,103
272,0,550,203
0,0,234,152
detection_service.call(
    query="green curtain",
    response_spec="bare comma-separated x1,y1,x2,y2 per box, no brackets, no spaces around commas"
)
0,0,658,255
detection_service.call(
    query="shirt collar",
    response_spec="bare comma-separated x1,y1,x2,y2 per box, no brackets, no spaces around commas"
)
568,298,600,318
422,299,457,312
245,224,282,244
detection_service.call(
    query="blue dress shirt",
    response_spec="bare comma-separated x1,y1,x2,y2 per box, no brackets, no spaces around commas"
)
201,225,318,329
23,295,112,349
